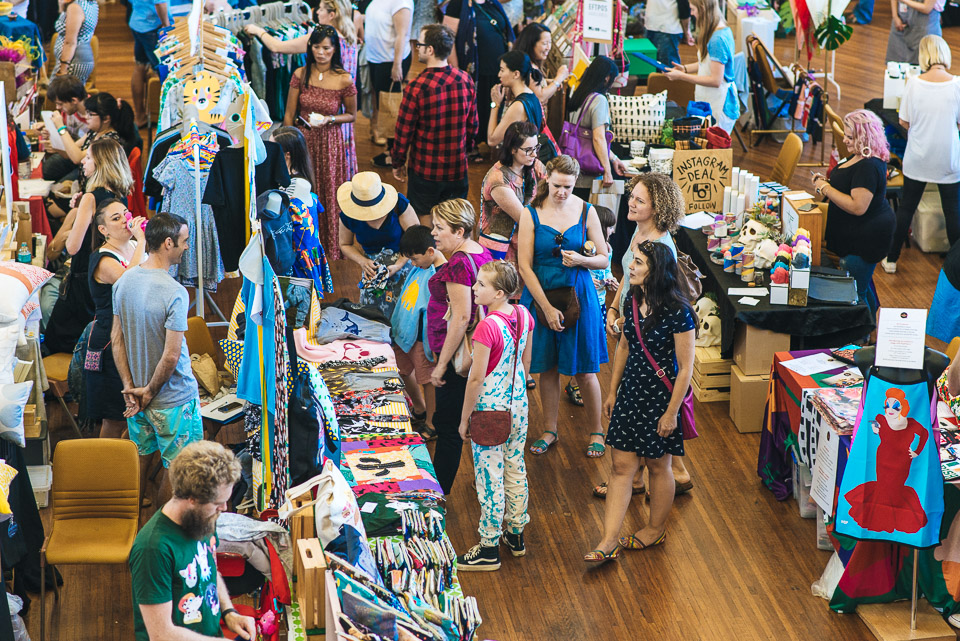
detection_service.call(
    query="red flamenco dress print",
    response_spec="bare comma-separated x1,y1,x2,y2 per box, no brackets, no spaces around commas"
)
845,388,929,534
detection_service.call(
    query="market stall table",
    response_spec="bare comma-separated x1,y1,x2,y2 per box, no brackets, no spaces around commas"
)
676,227,876,357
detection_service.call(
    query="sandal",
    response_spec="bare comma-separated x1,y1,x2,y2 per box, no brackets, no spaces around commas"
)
619,531,666,550
565,382,584,406
529,430,557,455
585,433,606,458
675,480,694,496
583,545,621,563
526,377,536,390
592,481,645,499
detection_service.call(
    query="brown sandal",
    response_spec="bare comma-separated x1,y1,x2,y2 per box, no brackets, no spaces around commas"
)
592,482,645,499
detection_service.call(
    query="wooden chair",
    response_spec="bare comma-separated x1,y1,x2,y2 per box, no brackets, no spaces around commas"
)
947,336,960,362
770,132,803,185
745,34,798,145
185,315,218,363
643,72,696,108
145,74,162,149
40,439,140,641
40,352,83,439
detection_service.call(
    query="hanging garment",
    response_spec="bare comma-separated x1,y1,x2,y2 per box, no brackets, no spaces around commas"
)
155,154,225,289
836,370,944,547
290,194,335,297
269,274,289,513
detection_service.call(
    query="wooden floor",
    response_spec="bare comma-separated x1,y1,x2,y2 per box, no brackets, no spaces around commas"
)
21,3,958,640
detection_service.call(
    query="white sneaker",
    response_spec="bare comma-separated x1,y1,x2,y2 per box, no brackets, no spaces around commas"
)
880,259,897,274
948,613,960,628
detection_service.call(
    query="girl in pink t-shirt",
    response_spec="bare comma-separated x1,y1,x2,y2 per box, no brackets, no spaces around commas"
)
455,260,535,571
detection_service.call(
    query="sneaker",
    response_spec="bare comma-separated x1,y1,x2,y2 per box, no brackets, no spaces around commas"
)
501,532,526,557
456,543,500,571
880,259,897,274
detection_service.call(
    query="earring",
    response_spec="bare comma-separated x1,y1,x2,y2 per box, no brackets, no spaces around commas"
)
860,145,872,157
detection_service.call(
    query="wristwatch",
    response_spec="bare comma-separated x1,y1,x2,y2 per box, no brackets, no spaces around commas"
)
490,101,497,109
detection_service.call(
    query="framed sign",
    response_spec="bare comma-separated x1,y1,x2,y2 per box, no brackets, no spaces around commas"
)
581,0,613,44
672,149,733,214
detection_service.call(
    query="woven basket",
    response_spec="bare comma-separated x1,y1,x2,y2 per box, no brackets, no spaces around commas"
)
609,91,667,145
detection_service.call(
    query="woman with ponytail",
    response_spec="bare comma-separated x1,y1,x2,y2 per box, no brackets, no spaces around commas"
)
488,51,545,147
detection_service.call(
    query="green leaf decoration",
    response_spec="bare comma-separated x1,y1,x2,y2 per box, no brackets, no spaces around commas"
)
815,15,854,51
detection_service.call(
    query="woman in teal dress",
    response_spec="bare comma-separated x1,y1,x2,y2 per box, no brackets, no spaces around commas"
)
518,155,610,457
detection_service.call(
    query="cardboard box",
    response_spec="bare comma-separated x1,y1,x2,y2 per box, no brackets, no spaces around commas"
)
729,364,769,433
733,323,790,376
770,283,788,305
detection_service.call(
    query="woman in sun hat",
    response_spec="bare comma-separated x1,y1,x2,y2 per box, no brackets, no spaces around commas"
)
338,171,421,319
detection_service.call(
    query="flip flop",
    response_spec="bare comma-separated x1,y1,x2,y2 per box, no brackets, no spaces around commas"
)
592,482,646,499
529,430,557,455
585,432,606,458
565,382,584,406
619,531,667,550
526,378,537,390
584,545,621,563
675,480,694,496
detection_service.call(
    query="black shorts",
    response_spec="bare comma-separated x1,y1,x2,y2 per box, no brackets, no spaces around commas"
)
369,55,412,94
132,28,160,69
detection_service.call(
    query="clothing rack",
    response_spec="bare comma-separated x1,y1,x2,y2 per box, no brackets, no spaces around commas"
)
207,0,312,34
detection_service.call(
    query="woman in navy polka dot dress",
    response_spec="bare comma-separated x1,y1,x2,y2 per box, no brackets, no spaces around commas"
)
584,241,696,563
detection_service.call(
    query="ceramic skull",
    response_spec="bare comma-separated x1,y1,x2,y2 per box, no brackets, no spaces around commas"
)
696,312,721,347
740,219,770,253
754,238,779,269
694,296,718,321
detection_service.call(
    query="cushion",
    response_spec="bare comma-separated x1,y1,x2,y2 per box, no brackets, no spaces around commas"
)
0,381,33,447
0,262,52,325
0,325,18,385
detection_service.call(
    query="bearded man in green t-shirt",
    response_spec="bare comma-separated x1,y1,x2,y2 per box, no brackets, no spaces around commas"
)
128,441,256,640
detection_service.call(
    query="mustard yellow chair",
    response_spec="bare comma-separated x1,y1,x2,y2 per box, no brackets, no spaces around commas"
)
770,132,803,186
947,336,960,362
642,71,696,108
39,438,140,641
41,352,82,439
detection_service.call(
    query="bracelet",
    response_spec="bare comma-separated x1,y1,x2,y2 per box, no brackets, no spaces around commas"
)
221,607,237,622
57,126,67,135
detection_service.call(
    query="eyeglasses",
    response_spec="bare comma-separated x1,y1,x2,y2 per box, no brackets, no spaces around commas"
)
519,144,542,155
552,233,564,258
414,42,429,48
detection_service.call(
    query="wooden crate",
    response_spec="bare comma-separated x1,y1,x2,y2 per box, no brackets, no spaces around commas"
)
295,538,326,631
692,346,732,402
290,492,316,545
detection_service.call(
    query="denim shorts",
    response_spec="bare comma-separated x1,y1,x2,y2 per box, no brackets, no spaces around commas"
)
126,397,204,467
132,28,161,69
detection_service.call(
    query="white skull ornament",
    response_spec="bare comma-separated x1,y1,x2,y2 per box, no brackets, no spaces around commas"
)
694,296,718,321
754,238,779,269
740,219,770,253
696,312,721,347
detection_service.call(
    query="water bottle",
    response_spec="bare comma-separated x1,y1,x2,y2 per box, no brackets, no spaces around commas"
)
16,242,30,264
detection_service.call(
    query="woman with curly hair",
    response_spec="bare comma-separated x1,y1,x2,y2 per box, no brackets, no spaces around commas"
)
592,172,695,500
813,109,895,316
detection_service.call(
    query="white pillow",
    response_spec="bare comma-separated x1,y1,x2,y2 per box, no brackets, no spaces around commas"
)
0,262,53,325
0,381,33,447
0,325,17,385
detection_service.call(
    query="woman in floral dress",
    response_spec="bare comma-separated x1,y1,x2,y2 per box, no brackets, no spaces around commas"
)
284,25,358,259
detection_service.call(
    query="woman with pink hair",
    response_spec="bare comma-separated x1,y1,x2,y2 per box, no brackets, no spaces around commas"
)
812,109,895,316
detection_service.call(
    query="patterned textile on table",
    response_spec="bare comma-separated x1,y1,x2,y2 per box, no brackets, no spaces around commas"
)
340,435,442,497
797,387,862,469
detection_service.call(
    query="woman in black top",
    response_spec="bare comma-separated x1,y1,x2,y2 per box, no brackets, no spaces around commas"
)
488,51,543,147
86,199,146,438
444,0,514,155
813,109,895,316
44,138,133,355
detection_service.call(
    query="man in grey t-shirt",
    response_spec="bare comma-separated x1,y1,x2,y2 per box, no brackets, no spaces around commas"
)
112,212,202,505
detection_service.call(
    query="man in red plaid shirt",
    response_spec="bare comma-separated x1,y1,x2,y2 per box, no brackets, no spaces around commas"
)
392,24,479,223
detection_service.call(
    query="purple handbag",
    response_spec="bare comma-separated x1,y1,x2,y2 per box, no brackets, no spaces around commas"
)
631,296,698,440
559,93,613,177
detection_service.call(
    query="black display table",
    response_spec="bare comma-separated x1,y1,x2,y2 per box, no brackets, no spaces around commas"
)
675,227,877,356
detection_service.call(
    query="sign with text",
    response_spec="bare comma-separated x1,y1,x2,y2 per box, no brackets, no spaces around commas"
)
581,0,614,44
672,149,733,214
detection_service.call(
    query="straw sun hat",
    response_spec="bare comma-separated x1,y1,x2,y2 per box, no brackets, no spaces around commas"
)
337,172,399,221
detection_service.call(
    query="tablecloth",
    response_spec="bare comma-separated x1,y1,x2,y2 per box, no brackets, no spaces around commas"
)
340,435,443,497
0,15,45,71
677,228,877,356
757,349,853,499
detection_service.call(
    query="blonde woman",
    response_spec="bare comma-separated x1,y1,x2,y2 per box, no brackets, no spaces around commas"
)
884,35,960,273
663,0,739,133
245,0,359,175
46,138,134,354
426,199,493,495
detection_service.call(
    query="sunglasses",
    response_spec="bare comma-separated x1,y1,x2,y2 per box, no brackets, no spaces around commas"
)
552,233,564,258
519,144,542,155
637,240,657,254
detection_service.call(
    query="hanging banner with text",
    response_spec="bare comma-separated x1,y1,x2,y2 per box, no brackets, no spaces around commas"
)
672,149,733,214
581,0,614,44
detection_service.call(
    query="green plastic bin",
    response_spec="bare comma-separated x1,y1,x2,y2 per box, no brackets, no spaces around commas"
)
623,38,658,77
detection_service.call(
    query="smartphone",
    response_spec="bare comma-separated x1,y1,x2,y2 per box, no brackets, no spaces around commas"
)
799,202,819,212
297,115,312,129
218,401,243,413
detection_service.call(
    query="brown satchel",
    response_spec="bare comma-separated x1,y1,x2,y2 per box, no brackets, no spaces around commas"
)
470,310,526,447
532,201,587,329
